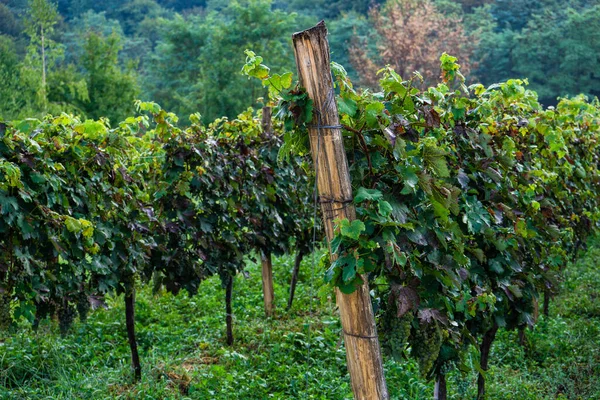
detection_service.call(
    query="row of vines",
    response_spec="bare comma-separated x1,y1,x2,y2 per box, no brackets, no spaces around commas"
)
1,42,600,398
0,104,314,380
246,46,600,398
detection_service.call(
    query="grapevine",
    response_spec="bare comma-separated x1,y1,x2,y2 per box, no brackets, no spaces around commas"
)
410,319,443,378
380,308,413,362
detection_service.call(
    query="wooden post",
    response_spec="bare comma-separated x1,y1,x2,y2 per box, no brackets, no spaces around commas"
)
292,21,389,400
262,106,273,139
0,291,11,330
260,108,275,317
261,250,275,317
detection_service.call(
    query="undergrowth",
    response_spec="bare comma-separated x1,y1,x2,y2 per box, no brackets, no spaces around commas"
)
0,241,598,399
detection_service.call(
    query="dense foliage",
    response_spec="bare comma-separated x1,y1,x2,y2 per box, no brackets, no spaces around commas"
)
1,1,600,396
249,50,600,395
0,115,152,329
146,104,313,296
2,0,600,122
0,103,314,374
1,238,599,399
332,60,599,389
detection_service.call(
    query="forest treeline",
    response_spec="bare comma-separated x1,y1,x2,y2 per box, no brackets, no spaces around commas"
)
1,0,599,123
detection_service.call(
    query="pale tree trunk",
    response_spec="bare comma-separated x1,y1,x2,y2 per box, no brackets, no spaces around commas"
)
292,21,389,400
41,26,47,112
434,373,447,400
261,250,275,317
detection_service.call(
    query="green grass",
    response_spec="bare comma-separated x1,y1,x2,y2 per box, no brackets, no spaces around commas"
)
1,242,599,399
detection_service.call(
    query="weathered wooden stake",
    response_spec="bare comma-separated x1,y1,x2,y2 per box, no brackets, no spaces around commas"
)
261,250,275,317
292,21,389,400
260,107,276,317
0,292,11,331
262,106,273,139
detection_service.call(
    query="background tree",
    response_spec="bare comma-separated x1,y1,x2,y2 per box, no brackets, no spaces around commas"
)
327,12,375,82
0,4,21,37
116,0,169,36
0,36,23,119
145,0,295,122
2,0,600,122
350,0,475,87
464,5,515,86
81,32,139,122
22,0,61,113
274,0,383,19
512,6,600,105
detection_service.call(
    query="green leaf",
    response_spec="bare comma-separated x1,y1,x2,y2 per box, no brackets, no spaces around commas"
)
489,259,504,274
432,200,450,223
515,219,528,238
0,160,22,187
339,282,357,294
331,235,343,254
393,248,407,267
80,219,94,238
339,219,365,240
242,50,270,80
365,102,384,128
65,217,82,233
354,187,383,203
74,120,106,139
462,196,491,234
423,142,449,178
280,72,293,89
338,96,358,116
378,200,393,217
398,166,419,194
342,259,357,282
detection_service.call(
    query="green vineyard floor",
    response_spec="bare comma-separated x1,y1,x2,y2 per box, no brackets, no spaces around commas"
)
1,241,599,399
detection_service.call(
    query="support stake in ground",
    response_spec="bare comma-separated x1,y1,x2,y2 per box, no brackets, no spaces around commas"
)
292,20,389,400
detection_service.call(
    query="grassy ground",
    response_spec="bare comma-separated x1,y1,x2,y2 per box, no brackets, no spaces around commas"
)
1,241,599,399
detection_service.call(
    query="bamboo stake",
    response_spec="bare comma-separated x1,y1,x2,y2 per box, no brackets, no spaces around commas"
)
261,250,275,317
260,107,275,317
262,106,273,139
292,21,389,400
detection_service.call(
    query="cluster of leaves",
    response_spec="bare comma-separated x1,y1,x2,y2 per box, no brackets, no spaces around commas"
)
0,114,153,330
0,100,314,356
143,102,314,296
349,0,475,88
327,54,600,382
242,50,313,161
249,49,600,387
